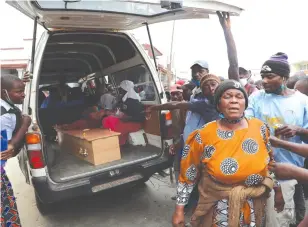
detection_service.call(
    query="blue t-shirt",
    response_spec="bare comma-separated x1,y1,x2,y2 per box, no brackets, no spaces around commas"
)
245,90,308,167
187,100,218,125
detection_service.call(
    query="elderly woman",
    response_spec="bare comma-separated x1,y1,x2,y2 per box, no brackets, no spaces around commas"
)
172,80,276,227
102,80,145,145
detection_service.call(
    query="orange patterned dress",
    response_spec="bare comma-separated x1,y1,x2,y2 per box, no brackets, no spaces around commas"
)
176,117,272,226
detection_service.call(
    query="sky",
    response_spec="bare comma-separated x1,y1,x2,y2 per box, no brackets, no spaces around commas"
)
1,0,307,79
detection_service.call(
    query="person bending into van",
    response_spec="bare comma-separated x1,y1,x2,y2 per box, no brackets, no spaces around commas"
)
56,85,117,131
1,74,32,227
102,80,145,145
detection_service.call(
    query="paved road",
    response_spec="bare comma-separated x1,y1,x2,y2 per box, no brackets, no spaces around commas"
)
5,157,308,227
6,157,178,227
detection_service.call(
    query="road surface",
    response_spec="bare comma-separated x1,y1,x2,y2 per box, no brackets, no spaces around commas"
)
5,157,308,227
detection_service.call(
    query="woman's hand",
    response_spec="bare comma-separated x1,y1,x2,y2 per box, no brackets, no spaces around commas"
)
172,209,185,227
0,144,15,160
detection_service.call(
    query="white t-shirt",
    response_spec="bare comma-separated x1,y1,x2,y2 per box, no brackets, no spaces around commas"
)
0,99,16,140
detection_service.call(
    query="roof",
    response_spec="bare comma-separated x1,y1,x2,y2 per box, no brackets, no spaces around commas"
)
292,60,308,65
1,59,28,69
142,44,163,59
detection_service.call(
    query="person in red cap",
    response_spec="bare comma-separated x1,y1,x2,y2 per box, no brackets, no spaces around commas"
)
170,85,184,102
168,85,186,194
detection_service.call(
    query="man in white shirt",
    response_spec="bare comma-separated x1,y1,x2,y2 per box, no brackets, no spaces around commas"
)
1,74,31,226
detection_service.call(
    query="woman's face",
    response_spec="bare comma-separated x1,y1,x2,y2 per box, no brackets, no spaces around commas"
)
119,87,126,96
202,80,219,97
218,89,246,120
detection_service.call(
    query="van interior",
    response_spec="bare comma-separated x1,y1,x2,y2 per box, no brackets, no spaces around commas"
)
38,32,165,183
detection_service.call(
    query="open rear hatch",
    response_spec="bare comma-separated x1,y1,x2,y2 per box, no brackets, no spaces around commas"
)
6,0,243,30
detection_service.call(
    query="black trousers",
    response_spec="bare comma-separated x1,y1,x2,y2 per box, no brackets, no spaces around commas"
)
303,158,308,198
292,184,306,227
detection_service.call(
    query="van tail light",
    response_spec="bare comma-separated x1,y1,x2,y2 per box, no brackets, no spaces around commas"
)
165,111,172,126
25,133,45,169
160,111,173,140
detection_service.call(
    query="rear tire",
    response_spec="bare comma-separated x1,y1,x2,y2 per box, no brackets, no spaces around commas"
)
35,192,54,215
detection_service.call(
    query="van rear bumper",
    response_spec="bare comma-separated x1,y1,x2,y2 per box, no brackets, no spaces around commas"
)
33,156,172,204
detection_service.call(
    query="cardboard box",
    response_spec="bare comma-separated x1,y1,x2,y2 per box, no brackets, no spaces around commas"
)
57,128,121,165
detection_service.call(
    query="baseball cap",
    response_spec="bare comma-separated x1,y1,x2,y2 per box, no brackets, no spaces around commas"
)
170,85,183,93
190,60,209,70
175,80,186,86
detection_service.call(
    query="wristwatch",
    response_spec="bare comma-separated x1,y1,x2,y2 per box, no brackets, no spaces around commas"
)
273,180,281,188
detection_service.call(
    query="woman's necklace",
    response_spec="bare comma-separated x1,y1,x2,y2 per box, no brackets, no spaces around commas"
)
220,114,244,124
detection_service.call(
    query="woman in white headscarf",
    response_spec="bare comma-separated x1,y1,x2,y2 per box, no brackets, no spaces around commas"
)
119,80,141,102
102,80,145,145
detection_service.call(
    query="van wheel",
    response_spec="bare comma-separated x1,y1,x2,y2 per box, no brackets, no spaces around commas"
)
35,192,54,215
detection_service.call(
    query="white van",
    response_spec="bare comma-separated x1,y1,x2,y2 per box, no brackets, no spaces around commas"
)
7,0,242,214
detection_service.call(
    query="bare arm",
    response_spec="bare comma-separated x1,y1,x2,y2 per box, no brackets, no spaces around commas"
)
217,12,239,81
269,162,308,183
1,115,32,160
270,136,308,158
10,115,31,152
149,102,190,111
292,167,308,183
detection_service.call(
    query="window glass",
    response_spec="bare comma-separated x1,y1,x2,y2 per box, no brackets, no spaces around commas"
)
112,65,156,101
35,0,175,16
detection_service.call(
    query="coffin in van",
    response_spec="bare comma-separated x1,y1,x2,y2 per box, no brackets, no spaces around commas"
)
57,128,121,165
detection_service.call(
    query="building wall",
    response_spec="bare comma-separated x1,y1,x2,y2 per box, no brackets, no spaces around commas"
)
293,61,308,75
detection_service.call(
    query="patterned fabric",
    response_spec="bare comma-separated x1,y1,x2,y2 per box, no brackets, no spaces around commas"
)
176,117,272,226
213,198,259,227
1,167,21,227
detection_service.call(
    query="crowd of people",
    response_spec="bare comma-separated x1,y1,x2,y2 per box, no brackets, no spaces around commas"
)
150,12,308,227
1,11,308,227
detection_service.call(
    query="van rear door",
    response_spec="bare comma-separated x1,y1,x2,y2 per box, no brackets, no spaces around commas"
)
6,0,243,30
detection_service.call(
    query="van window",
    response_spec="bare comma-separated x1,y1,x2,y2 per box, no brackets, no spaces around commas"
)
47,33,136,67
34,1,173,16
112,65,156,101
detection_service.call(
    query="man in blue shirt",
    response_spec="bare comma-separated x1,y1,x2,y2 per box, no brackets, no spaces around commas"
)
245,52,308,227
